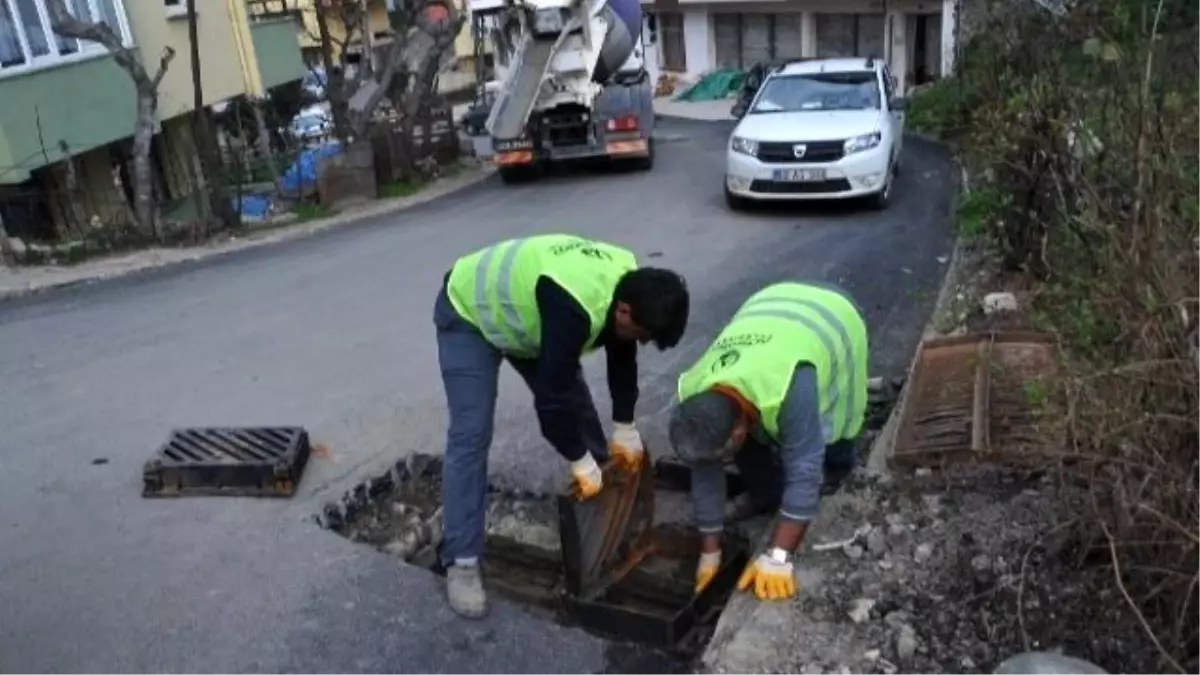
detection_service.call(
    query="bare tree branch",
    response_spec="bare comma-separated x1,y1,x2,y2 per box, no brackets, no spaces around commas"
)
44,0,175,91
44,0,176,239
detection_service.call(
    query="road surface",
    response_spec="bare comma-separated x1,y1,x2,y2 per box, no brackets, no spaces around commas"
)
0,118,955,673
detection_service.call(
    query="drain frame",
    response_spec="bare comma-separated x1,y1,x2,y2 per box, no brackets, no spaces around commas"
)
142,426,312,498
566,546,749,648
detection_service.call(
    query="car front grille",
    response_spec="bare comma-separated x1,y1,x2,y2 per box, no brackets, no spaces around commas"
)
756,140,845,164
749,178,854,194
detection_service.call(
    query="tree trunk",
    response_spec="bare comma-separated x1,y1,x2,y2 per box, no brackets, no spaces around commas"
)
251,98,281,191
316,3,352,141
131,90,162,240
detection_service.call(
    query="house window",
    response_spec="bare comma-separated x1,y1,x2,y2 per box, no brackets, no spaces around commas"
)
658,11,685,72
0,0,134,77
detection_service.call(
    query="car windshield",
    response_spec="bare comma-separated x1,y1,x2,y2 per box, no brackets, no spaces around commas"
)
750,72,881,113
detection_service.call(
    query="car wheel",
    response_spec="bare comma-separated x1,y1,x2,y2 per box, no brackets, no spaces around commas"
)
867,161,895,210
725,184,751,211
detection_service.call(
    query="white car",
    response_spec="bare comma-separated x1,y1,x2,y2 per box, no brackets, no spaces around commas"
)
724,57,906,210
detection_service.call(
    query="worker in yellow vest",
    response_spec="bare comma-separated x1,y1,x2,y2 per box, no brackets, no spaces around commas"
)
668,281,868,602
434,233,690,618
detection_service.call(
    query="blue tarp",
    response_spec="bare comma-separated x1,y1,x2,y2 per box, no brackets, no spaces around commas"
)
279,140,344,194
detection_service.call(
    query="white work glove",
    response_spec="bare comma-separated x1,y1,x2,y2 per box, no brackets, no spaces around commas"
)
609,422,644,472
569,453,603,500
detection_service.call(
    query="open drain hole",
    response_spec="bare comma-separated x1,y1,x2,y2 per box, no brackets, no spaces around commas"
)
317,454,749,670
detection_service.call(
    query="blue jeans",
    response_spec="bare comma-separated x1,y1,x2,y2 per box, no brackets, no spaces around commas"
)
433,287,607,564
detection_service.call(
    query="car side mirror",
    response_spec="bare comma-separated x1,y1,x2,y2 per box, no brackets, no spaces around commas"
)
890,97,906,111
731,101,747,119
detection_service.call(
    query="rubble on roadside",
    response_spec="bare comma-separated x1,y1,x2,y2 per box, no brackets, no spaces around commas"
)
704,464,1164,674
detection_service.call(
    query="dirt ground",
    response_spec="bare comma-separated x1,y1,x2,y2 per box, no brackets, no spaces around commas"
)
750,464,1167,674
813,241,1169,675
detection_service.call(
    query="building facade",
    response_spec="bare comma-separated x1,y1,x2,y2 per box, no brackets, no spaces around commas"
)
640,0,960,95
0,0,306,240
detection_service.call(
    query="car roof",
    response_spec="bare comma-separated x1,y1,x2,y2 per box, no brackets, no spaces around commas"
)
773,57,881,77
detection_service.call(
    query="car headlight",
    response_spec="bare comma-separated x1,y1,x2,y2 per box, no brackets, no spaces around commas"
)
533,8,566,34
844,132,882,155
730,136,758,157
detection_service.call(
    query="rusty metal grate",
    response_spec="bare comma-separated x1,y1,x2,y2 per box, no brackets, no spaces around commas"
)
892,331,1057,467
558,450,657,599
142,427,312,498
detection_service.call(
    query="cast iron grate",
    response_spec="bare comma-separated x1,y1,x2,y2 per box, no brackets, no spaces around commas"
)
892,331,1057,467
142,427,312,498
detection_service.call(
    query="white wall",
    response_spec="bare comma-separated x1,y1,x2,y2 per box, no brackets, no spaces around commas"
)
641,14,662,83
667,0,952,85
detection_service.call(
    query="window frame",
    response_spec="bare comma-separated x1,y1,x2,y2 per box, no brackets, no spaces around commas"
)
0,0,135,79
657,10,685,73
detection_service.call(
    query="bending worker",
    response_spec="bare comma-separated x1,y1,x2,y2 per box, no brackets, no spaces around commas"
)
668,281,867,601
433,233,690,618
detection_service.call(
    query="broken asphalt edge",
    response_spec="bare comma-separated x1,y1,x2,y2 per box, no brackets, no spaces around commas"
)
0,165,497,304
698,159,971,675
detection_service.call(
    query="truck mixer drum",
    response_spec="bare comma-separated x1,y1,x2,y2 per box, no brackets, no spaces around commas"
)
471,0,656,176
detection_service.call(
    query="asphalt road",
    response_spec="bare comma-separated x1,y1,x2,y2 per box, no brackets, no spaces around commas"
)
0,118,955,673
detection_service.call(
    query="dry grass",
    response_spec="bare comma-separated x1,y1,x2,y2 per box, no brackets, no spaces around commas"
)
910,0,1199,670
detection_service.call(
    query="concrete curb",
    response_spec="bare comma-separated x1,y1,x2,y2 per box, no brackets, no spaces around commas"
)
864,161,971,476
0,165,497,303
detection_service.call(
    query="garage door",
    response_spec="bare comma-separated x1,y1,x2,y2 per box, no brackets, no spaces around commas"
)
739,14,772,66
816,14,885,58
713,13,740,68
773,13,804,61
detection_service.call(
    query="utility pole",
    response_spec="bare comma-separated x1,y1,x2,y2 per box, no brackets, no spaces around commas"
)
185,0,237,232
360,0,375,76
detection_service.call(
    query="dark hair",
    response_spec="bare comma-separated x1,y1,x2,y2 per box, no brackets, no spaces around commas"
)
668,391,740,463
613,267,690,349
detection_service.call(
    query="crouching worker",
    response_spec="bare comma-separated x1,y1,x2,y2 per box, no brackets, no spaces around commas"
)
668,281,868,602
434,233,690,618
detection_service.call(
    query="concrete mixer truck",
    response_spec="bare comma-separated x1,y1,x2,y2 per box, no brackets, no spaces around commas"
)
465,0,655,183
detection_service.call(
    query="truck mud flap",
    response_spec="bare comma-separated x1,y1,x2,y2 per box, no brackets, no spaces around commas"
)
142,427,312,498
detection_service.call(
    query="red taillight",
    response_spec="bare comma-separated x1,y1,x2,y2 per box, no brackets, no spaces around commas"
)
606,114,638,132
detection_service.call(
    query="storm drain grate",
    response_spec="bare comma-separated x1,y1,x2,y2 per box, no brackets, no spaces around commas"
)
142,427,312,498
892,331,1058,467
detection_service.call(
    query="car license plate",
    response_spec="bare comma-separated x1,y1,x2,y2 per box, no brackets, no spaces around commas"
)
774,168,826,182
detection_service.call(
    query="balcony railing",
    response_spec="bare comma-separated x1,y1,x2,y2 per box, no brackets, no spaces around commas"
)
245,0,301,22
0,0,134,78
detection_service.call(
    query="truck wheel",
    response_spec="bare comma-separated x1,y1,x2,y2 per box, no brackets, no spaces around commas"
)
632,138,655,171
499,165,538,184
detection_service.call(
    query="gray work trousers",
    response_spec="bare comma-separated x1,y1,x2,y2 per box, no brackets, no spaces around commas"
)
433,287,608,564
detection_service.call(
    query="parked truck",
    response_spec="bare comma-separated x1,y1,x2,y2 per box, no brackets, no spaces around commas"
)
465,0,655,183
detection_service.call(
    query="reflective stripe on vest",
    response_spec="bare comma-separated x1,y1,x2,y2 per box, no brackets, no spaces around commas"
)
447,235,638,358
470,238,532,352
677,282,867,444
733,291,863,442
